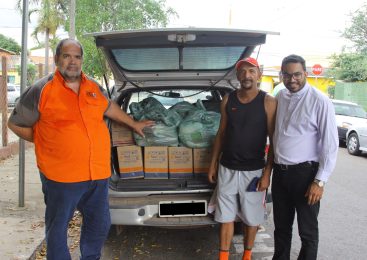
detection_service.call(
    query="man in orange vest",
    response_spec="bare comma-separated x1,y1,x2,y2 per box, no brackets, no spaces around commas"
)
8,38,153,260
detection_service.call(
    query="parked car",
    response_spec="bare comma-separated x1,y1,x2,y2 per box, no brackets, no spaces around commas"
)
331,99,367,144
7,83,20,107
346,123,367,155
90,28,274,227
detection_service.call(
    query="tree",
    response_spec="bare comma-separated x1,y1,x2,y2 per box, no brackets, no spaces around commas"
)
16,63,37,86
17,0,66,75
71,0,177,80
342,5,367,53
0,34,21,54
329,4,367,81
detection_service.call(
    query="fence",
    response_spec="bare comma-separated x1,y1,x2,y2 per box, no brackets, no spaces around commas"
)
0,56,9,148
334,81,367,110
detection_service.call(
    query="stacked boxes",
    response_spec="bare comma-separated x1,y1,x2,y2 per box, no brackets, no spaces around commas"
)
113,122,213,179
168,147,193,179
193,148,212,178
117,145,144,179
111,121,134,146
144,147,169,179
117,145,213,179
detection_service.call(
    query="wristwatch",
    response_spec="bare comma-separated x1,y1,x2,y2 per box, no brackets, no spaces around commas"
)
313,179,325,187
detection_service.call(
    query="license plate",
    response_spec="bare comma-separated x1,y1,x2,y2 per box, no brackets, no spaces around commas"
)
158,200,207,217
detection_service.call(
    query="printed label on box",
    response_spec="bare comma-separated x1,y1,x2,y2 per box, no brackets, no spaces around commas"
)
193,148,213,176
144,146,168,179
168,147,193,179
117,145,144,179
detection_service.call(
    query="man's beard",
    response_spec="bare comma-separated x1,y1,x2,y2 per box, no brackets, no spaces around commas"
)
240,79,255,89
59,68,81,82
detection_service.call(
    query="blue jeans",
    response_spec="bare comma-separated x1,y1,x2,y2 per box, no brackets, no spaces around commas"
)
40,174,111,260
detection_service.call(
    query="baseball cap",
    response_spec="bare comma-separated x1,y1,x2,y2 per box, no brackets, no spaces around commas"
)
235,57,260,70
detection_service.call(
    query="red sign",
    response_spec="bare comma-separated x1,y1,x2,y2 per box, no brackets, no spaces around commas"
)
312,64,323,75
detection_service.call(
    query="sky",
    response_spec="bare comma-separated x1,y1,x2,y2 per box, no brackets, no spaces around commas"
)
0,0,366,67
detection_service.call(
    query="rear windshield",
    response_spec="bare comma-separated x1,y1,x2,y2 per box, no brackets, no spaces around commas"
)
333,102,367,118
127,90,219,111
111,46,245,71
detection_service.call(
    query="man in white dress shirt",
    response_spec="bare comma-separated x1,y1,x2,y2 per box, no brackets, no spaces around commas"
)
272,54,338,260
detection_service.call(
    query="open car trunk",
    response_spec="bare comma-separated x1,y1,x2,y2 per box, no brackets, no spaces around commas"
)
89,28,275,226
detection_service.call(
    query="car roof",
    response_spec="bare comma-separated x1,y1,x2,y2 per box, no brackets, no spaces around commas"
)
88,28,277,90
331,99,359,106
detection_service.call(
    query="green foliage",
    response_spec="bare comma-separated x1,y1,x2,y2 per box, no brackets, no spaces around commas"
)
29,0,66,44
71,0,177,78
0,34,21,54
328,52,367,82
16,0,177,80
329,4,367,82
16,63,37,86
342,5,367,53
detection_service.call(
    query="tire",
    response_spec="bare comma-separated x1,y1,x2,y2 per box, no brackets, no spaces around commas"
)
347,133,362,156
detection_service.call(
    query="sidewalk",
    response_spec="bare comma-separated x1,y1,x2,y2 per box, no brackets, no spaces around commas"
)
0,147,45,260
0,146,83,260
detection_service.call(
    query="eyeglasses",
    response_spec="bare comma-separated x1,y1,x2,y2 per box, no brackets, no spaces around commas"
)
281,72,304,80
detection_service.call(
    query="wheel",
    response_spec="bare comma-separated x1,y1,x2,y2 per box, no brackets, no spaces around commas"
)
347,133,361,155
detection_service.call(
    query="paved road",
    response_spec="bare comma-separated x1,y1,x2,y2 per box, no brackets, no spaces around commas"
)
101,222,274,260
99,148,367,260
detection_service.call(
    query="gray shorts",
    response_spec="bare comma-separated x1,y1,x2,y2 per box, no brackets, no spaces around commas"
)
214,164,266,226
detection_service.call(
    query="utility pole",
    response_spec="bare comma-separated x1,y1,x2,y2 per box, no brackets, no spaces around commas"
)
69,0,76,39
19,0,29,207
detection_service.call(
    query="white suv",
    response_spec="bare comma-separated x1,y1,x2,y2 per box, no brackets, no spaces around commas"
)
90,28,274,227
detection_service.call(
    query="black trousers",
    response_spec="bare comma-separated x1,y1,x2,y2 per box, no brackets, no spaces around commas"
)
271,164,320,260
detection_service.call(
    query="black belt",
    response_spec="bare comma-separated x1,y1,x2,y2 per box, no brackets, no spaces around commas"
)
274,161,319,171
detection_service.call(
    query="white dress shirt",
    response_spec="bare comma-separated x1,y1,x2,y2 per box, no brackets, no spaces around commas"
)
273,83,338,182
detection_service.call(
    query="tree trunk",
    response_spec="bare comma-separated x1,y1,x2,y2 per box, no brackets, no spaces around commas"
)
45,28,50,76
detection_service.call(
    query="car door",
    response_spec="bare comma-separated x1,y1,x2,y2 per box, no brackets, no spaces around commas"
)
358,125,367,149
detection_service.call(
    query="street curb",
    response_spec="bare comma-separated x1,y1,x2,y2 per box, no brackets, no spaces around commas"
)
0,141,34,161
29,240,46,260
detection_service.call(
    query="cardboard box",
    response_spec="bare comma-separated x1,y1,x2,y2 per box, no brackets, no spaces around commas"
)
193,148,212,177
117,145,144,179
144,146,168,179
111,121,134,146
168,147,193,179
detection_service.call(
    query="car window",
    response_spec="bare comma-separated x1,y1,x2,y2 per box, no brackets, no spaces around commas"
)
333,102,367,118
127,90,215,112
112,46,245,71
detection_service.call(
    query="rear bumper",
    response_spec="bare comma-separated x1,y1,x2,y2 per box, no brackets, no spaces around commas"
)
110,207,216,226
108,192,215,226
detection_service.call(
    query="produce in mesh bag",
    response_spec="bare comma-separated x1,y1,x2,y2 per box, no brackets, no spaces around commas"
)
169,99,206,118
133,123,179,146
129,97,182,146
178,110,220,148
129,97,165,121
129,97,182,127
169,101,197,118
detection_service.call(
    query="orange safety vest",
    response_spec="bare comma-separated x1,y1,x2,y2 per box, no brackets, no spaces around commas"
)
33,70,111,182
